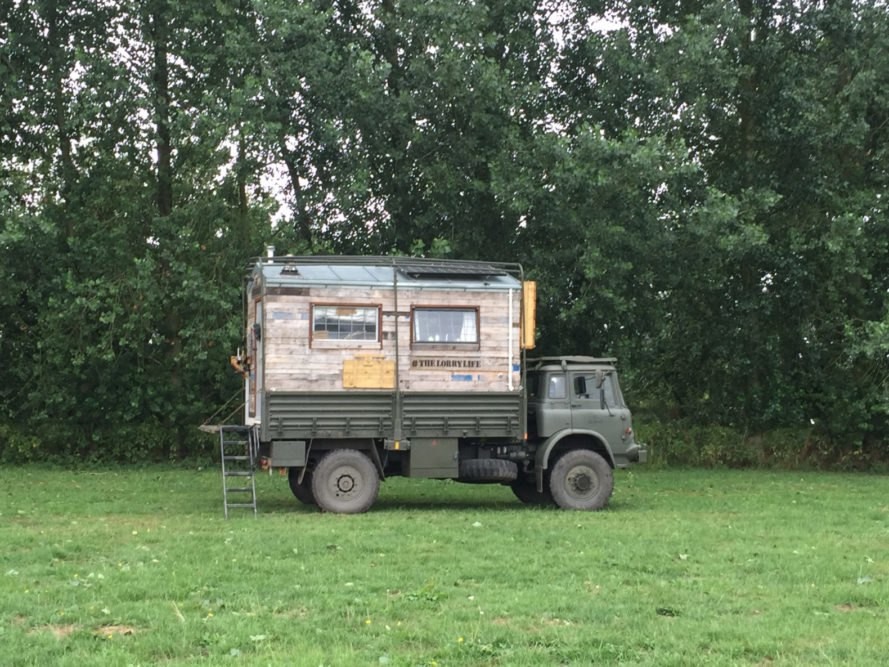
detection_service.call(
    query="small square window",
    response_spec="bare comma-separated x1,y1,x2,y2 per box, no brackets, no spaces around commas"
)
312,305,380,342
548,375,567,399
412,308,478,344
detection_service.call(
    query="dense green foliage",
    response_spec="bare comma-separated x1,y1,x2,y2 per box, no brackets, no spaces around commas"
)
1,0,887,462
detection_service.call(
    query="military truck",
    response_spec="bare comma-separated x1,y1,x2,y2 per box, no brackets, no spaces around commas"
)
229,255,645,513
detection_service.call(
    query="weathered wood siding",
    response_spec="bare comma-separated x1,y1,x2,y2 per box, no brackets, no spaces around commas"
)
258,285,522,394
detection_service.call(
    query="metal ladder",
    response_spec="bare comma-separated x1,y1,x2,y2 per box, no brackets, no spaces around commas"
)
220,425,259,518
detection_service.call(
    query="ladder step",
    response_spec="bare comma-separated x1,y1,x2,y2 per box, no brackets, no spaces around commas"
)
220,424,259,517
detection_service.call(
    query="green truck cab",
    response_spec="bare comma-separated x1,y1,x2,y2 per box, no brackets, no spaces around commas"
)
233,255,646,513
520,357,647,508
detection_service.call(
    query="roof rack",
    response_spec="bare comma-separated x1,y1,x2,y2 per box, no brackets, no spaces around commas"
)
527,356,618,367
249,255,524,280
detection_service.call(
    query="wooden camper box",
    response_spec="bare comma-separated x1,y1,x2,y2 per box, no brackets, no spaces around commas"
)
243,257,530,447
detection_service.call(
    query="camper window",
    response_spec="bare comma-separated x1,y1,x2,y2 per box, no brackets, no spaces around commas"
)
412,307,479,344
311,304,380,343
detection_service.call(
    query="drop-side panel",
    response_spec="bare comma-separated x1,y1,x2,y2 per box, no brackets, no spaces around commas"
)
262,391,524,443
263,392,394,441
401,392,523,439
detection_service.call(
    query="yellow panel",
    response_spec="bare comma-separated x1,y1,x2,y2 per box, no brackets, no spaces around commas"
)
343,356,396,389
521,281,537,350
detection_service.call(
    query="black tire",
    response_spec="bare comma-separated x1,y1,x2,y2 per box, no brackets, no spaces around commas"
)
287,467,316,505
458,458,518,483
548,450,614,511
510,478,555,505
311,449,380,514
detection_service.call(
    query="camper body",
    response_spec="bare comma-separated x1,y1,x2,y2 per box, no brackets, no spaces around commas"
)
237,256,645,513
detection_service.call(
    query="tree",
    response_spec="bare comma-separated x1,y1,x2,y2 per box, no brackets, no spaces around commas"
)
0,0,276,459
552,0,889,445
1,0,886,461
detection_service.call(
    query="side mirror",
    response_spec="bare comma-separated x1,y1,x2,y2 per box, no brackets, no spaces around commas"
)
574,376,587,396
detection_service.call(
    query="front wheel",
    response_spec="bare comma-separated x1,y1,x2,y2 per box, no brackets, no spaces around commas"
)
311,449,380,514
510,478,555,506
548,450,613,511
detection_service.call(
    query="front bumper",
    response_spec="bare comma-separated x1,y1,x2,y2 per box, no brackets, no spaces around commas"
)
624,442,647,464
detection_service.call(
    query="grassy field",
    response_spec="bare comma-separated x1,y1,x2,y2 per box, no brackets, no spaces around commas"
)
1,466,887,666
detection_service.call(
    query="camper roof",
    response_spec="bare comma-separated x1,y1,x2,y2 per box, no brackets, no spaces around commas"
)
253,256,523,291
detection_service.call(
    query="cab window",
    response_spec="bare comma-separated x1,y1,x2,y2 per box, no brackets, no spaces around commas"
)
547,374,567,399
573,373,619,407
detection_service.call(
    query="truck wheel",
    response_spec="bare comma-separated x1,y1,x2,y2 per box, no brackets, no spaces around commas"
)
510,478,555,505
458,458,518,483
549,450,613,511
311,449,380,514
287,468,316,505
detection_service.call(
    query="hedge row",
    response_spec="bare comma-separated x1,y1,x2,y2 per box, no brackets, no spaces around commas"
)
636,421,887,471
2,418,885,470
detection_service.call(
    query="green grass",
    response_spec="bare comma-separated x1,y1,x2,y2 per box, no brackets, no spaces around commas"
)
1,467,888,666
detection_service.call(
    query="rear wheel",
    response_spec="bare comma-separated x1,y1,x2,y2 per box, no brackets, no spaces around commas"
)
287,467,316,505
549,450,613,511
311,449,380,514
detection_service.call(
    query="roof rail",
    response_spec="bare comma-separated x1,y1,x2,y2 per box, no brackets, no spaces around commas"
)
527,356,618,367
248,255,524,280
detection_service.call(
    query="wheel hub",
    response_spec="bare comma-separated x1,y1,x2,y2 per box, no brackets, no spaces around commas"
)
567,466,597,496
335,473,356,494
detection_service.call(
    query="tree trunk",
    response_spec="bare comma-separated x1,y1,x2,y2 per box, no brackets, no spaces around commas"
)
45,0,78,236
148,0,173,217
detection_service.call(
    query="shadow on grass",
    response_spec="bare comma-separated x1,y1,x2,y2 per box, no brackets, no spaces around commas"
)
253,494,633,515
370,497,526,512
253,497,527,514
224,476,637,515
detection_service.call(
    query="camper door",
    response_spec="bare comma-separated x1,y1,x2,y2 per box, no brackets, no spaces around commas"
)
248,299,264,424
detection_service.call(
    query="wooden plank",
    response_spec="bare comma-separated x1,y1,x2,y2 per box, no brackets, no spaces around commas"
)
265,377,521,393
343,356,396,389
